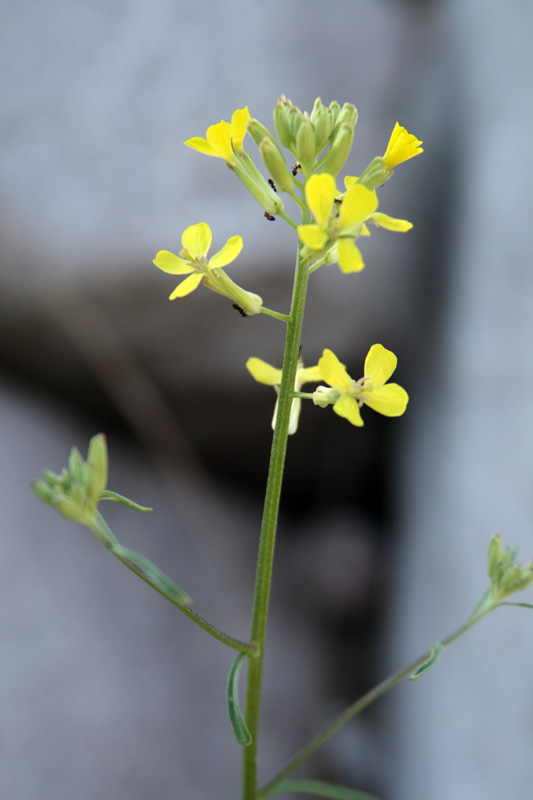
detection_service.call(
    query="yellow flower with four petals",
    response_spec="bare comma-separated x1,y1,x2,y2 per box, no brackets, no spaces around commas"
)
313,344,408,427
298,174,412,273
153,222,263,315
185,107,250,165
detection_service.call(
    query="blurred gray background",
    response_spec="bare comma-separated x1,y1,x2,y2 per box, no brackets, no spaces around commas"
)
2,1,533,798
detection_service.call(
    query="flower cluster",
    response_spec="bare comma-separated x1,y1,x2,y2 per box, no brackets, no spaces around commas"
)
154,96,420,432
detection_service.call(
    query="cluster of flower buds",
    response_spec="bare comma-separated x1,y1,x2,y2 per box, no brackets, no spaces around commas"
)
487,534,533,601
32,434,108,526
272,95,358,176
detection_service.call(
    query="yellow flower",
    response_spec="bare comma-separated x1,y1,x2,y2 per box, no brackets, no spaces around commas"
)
298,174,412,273
246,358,322,434
184,107,250,164
382,123,423,168
313,344,408,427
154,222,263,314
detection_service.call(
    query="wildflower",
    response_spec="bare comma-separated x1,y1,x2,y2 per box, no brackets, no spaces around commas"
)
246,357,322,434
313,344,408,427
154,222,263,314
185,107,250,165
382,123,423,168
185,107,283,215
298,174,412,273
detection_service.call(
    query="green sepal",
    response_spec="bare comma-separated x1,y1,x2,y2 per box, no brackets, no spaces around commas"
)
263,779,381,799
100,490,153,513
111,542,193,606
409,642,443,681
227,652,252,747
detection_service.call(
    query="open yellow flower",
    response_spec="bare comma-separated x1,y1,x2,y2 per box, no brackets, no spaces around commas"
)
246,358,322,434
298,174,412,274
184,107,250,164
382,123,423,168
313,344,408,427
154,222,263,314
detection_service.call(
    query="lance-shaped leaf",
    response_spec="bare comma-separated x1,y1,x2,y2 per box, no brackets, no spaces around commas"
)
409,642,443,681
100,490,153,513
227,652,251,746
111,543,192,606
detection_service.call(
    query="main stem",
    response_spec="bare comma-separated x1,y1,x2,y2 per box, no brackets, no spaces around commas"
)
242,207,311,800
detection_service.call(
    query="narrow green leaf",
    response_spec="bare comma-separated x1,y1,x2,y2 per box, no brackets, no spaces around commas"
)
409,642,443,681
227,652,251,747
100,490,152,513
111,543,192,606
496,601,533,610
264,779,381,800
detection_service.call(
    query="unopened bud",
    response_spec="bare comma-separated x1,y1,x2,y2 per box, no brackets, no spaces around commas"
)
273,97,295,150
295,119,316,169
87,433,108,508
487,534,503,577
259,138,294,194
319,123,355,178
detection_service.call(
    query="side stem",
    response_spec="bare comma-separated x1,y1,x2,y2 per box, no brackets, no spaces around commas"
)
242,208,311,799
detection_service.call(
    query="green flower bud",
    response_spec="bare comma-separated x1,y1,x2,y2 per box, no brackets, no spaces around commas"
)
53,491,90,524
32,479,55,505
247,119,277,150
258,137,294,194
68,447,84,482
313,106,336,154
309,97,325,125
273,97,295,150
319,122,355,178
500,563,522,593
295,118,316,169
487,534,503,577
332,102,358,135
87,433,108,508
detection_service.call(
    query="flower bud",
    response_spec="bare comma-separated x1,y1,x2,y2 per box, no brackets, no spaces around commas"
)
258,138,294,193
332,102,358,135
247,119,277,150
273,97,295,150
319,123,355,178
487,534,503,577
87,433,108,508
295,118,316,169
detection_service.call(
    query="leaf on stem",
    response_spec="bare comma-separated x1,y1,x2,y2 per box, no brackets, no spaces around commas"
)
111,543,192,606
100,490,153,512
263,779,381,799
227,652,252,747
409,642,443,681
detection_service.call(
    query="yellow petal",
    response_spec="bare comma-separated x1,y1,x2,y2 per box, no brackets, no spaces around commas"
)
360,224,371,237
333,394,363,426
298,224,329,250
296,364,322,386
153,250,193,275
343,175,359,190
371,212,412,232
246,357,282,386
337,239,364,273
206,120,233,160
208,235,243,268
382,123,423,168
231,106,250,150
184,136,219,157
318,349,353,392
182,222,212,257
363,384,409,417
305,173,337,228
338,184,378,230
169,273,203,299
364,344,397,387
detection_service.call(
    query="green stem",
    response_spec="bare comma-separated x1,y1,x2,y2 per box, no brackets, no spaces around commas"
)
242,203,312,799
278,208,298,229
260,306,290,323
259,609,492,797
